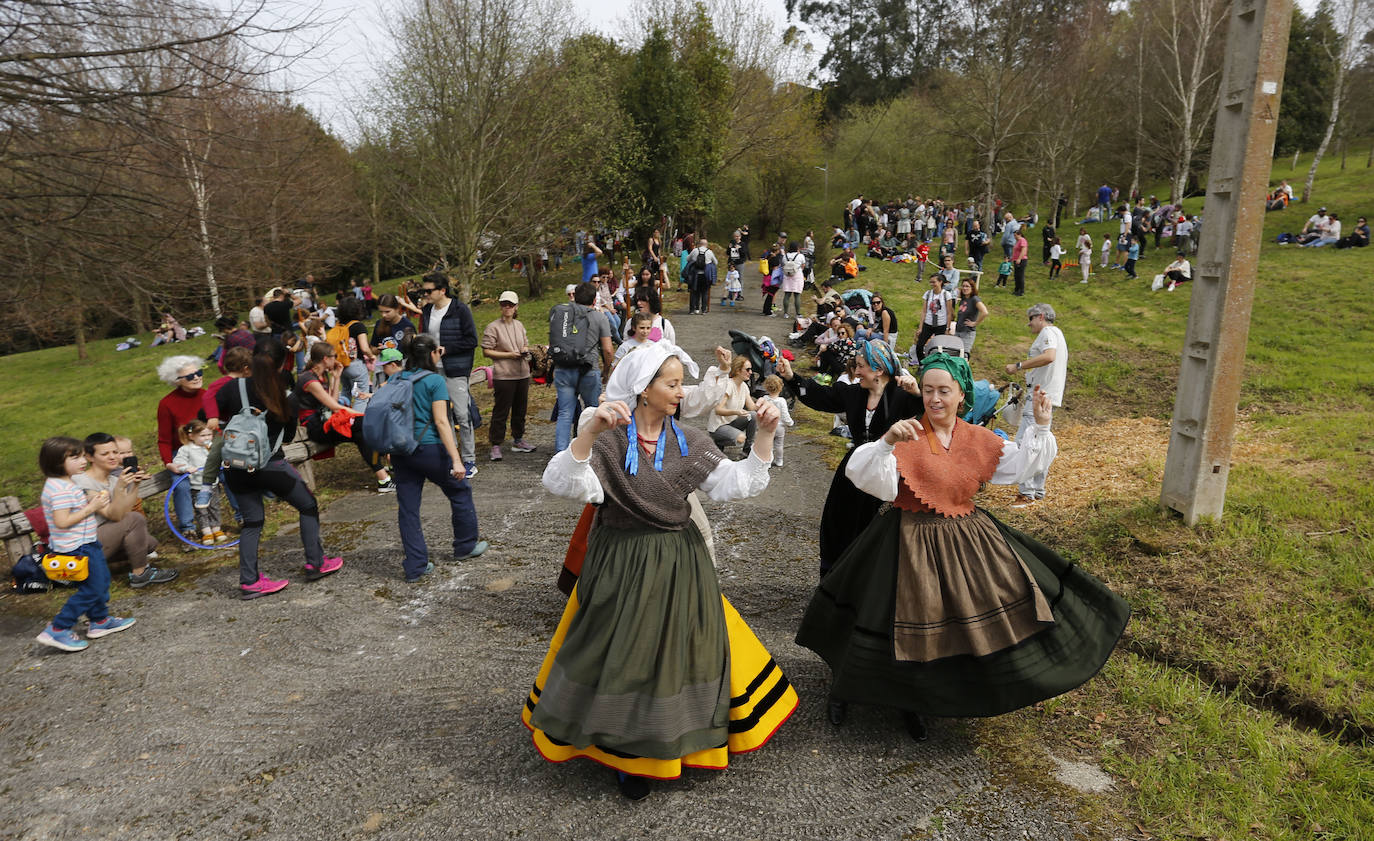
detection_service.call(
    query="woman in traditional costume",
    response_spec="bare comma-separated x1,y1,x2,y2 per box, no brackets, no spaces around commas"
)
795,352,1130,739
774,340,923,576
528,342,798,800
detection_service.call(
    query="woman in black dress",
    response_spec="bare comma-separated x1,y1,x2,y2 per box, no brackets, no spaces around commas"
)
774,340,922,576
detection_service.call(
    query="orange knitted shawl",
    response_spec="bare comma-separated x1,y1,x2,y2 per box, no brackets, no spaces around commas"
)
893,417,1004,518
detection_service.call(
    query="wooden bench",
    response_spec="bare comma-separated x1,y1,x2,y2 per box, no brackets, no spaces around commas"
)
0,435,328,563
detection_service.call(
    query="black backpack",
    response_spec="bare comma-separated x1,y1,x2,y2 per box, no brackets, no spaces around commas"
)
549,302,596,368
693,248,707,275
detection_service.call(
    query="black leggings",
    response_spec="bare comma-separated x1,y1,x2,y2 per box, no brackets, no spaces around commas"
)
224,460,323,585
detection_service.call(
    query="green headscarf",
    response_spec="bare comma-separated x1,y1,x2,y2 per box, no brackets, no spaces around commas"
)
918,352,975,413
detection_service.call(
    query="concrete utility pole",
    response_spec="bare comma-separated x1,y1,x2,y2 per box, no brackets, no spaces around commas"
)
1161,0,1293,525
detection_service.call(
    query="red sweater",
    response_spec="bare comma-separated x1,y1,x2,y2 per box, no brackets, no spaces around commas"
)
157,388,215,463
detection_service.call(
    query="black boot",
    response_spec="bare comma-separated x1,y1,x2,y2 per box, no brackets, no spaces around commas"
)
616,771,651,801
827,698,848,726
901,711,928,741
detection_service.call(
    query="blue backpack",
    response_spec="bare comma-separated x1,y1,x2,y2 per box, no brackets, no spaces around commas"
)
362,371,437,455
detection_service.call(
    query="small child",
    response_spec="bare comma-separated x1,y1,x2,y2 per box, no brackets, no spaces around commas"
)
1124,237,1141,279
1100,235,1112,268
722,266,743,306
760,376,795,467
171,420,225,544
996,258,1013,288
914,242,931,284
36,437,135,652
613,313,657,364
1048,237,1064,279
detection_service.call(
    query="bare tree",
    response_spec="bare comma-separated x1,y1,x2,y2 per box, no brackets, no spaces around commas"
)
1302,0,1372,202
362,0,622,301
1140,0,1231,202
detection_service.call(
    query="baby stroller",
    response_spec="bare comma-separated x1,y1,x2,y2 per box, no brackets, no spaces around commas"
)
729,329,778,385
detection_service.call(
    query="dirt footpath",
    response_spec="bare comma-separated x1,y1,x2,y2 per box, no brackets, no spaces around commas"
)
0,283,1121,840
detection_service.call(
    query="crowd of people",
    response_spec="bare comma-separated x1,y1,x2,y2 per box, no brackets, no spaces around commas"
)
24,163,1373,817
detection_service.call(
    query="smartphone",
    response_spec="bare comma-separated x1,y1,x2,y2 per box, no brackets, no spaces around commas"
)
121,455,139,471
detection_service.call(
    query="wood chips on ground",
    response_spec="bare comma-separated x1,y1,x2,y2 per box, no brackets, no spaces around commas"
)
979,416,1281,514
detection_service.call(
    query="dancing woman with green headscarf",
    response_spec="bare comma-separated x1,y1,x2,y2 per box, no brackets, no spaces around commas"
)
795,352,1130,740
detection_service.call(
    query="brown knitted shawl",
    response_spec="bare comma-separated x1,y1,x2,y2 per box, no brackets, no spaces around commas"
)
590,423,724,531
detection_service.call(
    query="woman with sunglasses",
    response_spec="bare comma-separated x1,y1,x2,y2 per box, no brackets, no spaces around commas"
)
707,356,758,456
870,295,899,347
156,355,217,542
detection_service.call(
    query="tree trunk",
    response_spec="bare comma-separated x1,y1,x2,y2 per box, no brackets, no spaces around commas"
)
1303,0,1360,203
1129,23,1144,201
527,253,542,298
1340,138,1347,170
74,312,87,361
180,144,220,315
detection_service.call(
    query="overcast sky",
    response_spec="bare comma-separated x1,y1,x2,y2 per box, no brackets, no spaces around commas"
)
274,0,1322,140
275,0,800,138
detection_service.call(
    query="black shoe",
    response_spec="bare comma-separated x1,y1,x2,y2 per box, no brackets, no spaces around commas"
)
827,698,848,726
902,711,928,741
616,771,651,801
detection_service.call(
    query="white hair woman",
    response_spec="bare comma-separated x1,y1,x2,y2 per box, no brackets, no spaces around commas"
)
156,354,214,540
529,342,796,801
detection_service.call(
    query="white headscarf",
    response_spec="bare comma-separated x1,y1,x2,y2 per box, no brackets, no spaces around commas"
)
605,341,699,404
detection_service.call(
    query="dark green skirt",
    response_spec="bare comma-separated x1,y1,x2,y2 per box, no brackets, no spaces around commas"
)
529,524,732,759
795,506,1130,717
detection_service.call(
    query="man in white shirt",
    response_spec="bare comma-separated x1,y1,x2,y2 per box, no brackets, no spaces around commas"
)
1003,303,1067,507
1302,208,1329,235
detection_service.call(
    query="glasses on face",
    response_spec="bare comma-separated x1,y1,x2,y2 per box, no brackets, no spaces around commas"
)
500,301,517,307
178,369,204,381
422,287,438,295
871,298,882,304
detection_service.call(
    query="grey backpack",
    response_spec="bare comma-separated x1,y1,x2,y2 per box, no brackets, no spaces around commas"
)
221,378,284,472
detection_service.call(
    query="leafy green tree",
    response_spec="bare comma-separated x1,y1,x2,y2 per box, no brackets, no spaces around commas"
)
1277,5,1337,156
619,9,732,231
787,0,953,117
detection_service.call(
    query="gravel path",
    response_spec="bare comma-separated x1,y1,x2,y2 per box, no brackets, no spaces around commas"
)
0,272,1117,840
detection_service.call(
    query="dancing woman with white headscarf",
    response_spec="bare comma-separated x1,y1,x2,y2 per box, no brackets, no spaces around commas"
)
526,342,798,801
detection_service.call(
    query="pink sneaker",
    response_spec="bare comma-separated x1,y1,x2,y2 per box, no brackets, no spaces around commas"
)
304,556,344,581
240,575,289,600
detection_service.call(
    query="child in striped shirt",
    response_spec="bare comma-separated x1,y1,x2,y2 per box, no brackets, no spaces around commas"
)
36,437,136,652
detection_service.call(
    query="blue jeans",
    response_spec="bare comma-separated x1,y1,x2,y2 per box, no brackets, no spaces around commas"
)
391,443,479,578
53,541,111,629
171,477,194,531
553,365,602,452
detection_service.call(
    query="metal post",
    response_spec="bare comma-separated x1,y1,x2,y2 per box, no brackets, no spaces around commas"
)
1160,0,1293,525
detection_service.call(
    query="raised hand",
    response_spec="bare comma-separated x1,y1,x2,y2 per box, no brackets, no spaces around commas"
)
1031,385,1053,426
774,354,793,380
754,400,780,437
587,400,633,437
883,418,923,446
